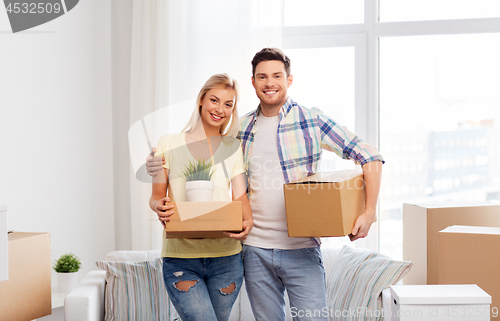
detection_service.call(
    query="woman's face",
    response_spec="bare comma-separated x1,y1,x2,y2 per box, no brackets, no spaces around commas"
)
199,86,235,133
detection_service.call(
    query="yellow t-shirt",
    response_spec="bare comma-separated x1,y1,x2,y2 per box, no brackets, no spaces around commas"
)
155,132,246,258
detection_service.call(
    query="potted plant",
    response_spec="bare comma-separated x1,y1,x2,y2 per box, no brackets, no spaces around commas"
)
53,252,81,292
182,158,216,202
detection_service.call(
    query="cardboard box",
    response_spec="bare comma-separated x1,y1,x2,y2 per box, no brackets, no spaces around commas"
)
0,232,51,320
439,225,500,320
0,204,7,281
391,284,491,321
284,170,365,237
165,201,242,238
403,202,500,285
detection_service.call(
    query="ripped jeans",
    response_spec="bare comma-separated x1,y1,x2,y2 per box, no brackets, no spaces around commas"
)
162,253,243,321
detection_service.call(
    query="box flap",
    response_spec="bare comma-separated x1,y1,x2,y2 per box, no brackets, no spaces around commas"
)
440,225,500,235
390,285,491,305
176,201,235,221
287,170,362,184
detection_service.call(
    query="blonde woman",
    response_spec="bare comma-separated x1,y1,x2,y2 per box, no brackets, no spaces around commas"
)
149,74,252,321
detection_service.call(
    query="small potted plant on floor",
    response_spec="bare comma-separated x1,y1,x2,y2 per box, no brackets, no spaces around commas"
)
182,158,216,202
53,252,81,292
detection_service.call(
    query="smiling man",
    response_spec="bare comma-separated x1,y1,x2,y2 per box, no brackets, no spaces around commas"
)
146,47,384,321
236,48,384,321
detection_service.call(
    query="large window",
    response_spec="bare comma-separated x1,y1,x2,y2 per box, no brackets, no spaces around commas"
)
284,0,364,26
284,2,500,253
379,33,500,259
380,0,500,22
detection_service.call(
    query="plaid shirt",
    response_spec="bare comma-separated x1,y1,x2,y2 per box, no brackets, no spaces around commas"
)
237,97,384,247
237,97,384,186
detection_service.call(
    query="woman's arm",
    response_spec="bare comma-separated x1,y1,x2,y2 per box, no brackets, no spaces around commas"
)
149,168,174,227
225,173,253,241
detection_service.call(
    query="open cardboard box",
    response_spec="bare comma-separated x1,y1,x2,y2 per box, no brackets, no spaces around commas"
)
165,201,242,238
284,170,365,237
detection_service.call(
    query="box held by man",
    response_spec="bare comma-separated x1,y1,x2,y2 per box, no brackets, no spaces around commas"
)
284,170,365,237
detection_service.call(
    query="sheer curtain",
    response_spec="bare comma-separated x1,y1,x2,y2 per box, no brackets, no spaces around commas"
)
127,0,284,250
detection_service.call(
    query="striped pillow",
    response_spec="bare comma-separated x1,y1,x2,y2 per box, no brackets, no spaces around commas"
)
96,258,178,321
326,246,413,321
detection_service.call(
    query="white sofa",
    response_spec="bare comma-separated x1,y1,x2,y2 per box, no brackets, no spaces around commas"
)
64,248,392,321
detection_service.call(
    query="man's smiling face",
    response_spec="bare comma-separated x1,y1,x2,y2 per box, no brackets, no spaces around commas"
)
252,60,293,114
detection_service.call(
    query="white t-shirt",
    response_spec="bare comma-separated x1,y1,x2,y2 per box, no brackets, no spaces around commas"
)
244,114,315,249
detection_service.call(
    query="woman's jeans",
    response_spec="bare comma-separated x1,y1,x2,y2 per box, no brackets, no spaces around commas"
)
162,252,244,321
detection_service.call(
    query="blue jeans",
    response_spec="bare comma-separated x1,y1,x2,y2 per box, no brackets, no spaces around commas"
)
243,245,328,321
162,253,244,321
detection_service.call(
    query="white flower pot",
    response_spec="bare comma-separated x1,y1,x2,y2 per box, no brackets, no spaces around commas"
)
57,271,78,293
186,181,214,202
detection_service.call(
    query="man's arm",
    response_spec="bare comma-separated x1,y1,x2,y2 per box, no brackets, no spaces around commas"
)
350,160,383,241
146,147,165,177
315,110,384,240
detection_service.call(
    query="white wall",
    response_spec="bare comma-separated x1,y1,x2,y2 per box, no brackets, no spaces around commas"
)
110,0,135,251
0,0,114,286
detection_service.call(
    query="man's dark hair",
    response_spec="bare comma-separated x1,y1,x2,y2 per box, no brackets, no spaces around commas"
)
251,47,291,77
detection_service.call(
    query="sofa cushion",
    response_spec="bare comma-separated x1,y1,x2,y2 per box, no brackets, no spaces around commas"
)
96,257,178,321
326,245,413,321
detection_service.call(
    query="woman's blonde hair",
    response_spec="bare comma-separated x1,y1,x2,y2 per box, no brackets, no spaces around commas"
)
182,73,240,137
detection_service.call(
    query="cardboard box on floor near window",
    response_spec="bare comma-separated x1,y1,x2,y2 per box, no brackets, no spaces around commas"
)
165,201,242,238
0,232,51,320
402,202,500,285
284,170,366,237
439,225,500,320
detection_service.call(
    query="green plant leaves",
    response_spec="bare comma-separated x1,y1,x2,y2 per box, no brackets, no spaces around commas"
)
182,159,216,182
53,252,81,273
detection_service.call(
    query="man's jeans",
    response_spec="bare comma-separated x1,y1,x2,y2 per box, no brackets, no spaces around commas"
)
243,245,328,321
163,253,244,321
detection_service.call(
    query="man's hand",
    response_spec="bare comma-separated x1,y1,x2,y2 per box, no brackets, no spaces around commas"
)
146,147,165,177
224,219,253,241
349,208,376,241
350,160,382,241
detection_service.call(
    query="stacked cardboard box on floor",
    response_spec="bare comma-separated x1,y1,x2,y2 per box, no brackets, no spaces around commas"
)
403,202,500,285
0,232,51,320
439,225,500,320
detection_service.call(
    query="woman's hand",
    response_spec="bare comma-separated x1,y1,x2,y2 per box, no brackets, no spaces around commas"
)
154,196,174,228
227,173,253,241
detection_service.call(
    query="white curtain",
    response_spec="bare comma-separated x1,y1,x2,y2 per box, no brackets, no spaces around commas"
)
127,0,284,250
